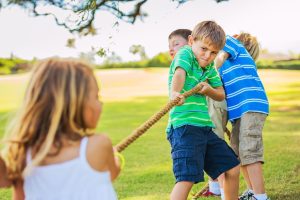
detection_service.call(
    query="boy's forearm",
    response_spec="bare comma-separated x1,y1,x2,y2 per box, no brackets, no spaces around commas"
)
171,68,186,94
215,51,229,69
206,86,225,101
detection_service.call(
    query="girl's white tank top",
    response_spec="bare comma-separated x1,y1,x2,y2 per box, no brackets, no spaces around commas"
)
24,137,118,200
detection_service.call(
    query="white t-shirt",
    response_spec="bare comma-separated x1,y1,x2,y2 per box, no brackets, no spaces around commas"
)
24,137,118,200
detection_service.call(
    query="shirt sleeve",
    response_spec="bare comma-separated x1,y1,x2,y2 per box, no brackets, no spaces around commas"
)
207,64,223,88
171,47,193,74
222,35,242,60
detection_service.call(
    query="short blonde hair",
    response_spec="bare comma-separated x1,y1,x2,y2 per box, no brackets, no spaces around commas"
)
191,21,226,50
236,33,260,61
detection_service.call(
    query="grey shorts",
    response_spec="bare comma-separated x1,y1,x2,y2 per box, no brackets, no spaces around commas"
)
230,112,267,166
208,98,228,140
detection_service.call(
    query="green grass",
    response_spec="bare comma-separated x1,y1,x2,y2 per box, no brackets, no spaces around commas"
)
0,70,300,200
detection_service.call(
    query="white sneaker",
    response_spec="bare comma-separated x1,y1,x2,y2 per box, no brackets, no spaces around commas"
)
239,190,254,200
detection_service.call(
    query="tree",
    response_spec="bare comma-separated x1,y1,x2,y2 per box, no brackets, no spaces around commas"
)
129,44,147,60
0,0,228,35
78,51,96,63
148,51,172,67
66,38,76,48
104,51,122,63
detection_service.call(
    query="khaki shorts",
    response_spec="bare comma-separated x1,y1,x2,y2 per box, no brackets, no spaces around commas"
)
230,112,267,166
207,98,228,140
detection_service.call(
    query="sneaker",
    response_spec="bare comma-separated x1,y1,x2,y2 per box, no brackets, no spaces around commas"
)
239,191,271,200
243,196,271,200
251,196,271,200
239,190,254,200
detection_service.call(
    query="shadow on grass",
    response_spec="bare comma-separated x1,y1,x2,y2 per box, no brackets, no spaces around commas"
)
270,192,300,200
271,105,300,112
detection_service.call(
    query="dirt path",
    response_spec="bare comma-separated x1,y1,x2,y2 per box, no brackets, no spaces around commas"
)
96,68,300,101
0,68,169,102
95,68,169,101
0,68,298,102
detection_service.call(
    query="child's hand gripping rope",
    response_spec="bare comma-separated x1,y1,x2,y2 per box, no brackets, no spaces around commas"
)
114,83,204,152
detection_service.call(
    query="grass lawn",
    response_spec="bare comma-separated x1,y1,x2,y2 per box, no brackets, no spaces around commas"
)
0,69,299,200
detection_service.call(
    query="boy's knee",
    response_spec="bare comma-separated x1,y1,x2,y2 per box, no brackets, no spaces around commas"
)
226,164,240,177
171,181,194,200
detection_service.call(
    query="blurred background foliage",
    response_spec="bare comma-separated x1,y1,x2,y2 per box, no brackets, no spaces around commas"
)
1,51,300,75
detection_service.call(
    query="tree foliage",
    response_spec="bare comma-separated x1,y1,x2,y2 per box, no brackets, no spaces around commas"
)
0,0,228,35
129,44,147,60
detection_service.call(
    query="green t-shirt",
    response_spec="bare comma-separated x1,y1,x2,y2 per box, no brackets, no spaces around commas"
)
167,45,223,133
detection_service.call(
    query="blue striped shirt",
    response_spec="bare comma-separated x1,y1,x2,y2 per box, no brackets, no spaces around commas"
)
219,35,269,121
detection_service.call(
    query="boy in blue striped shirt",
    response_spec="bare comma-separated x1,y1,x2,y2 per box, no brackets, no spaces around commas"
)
216,33,270,200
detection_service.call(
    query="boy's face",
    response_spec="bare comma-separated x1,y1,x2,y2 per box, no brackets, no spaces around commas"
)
168,35,189,59
188,36,220,67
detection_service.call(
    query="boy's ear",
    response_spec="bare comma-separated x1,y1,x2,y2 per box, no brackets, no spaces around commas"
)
188,35,193,45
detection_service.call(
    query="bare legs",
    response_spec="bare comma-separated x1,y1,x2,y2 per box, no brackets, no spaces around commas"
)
171,165,239,200
170,181,194,200
223,165,240,200
242,162,265,194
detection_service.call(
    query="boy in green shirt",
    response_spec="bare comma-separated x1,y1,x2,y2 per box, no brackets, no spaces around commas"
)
168,28,225,198
167,21,240,200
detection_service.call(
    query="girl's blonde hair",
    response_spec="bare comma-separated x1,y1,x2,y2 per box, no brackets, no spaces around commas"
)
236,33,260,61
1,58,96,180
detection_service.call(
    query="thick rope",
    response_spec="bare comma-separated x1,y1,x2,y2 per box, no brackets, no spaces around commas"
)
115,84,203,152
191,183,209,199
225,127,231,140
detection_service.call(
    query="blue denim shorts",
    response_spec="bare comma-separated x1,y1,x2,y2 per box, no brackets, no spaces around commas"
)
167,125,240,183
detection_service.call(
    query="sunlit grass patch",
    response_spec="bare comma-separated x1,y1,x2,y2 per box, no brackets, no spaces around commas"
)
0,69,300,200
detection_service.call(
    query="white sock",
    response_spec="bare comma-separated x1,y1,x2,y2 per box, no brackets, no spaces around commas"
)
253,193,268,200
248,189,254,194
220,188,225,200
208,180,221,195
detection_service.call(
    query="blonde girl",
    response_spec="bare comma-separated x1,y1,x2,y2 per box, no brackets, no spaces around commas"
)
1,58,121,200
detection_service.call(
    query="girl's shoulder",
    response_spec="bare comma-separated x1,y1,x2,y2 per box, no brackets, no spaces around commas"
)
87,134,112,151
86,134,113,171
